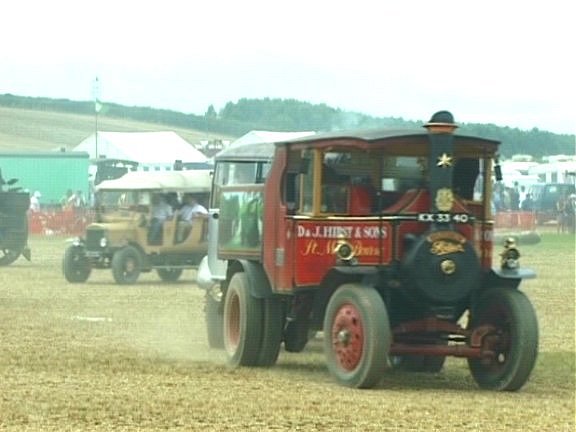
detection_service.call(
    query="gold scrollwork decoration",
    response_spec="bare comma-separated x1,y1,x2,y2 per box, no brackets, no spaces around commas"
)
430,240,464,256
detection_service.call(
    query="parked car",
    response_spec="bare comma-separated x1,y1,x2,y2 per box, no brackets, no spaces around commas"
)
529,183,576,225
62,170,211,284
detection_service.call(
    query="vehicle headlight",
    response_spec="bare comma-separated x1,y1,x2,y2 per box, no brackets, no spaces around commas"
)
334,240,356,263
99,237,108,248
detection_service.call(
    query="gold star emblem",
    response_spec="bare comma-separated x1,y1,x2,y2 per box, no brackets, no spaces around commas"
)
436,153,453,168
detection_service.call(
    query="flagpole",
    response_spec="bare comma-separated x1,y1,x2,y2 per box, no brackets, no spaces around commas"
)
93,77,101,159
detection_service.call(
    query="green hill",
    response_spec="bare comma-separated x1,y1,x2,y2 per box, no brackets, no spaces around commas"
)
0,106,233,152
0,94,573,159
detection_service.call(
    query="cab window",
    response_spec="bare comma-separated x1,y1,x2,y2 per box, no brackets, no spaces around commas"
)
211,161,269,208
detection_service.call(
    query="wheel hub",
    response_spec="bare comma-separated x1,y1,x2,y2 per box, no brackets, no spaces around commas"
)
331,304,364,371
337,329,351,345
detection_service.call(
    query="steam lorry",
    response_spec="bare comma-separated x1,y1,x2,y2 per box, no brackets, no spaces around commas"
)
197,111,539,390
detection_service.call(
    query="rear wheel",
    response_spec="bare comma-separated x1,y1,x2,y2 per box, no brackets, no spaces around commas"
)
62,245,91,283
323,284,391,388
0,219,28,266
468,288,538,391
111,246,141,284
0,249,21,266
157,268,183,282
223,272,263,366
256,295,284,367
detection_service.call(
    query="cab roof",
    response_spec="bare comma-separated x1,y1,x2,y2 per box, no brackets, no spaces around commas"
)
95,169,212,193
215,127,500,161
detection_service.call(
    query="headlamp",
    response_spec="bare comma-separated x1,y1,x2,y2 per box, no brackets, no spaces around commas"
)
334,240,355,262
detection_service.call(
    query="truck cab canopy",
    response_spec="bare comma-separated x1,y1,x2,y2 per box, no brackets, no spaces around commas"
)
216,128,500,161
95,169,212,193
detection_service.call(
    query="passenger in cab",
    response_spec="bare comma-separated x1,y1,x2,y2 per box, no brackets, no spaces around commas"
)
177,193,208,242
148,194,173,245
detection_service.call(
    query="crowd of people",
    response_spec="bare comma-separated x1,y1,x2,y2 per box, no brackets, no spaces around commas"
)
492,182,534,212
27,189,87,213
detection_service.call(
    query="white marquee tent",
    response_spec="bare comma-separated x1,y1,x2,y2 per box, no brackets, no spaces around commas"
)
73,131,208,171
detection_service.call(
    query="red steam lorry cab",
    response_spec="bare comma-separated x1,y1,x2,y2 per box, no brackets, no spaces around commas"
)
197,111,538,390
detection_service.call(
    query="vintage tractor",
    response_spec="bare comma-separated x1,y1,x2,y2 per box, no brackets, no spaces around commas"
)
197,111,539,391
0,169,31,266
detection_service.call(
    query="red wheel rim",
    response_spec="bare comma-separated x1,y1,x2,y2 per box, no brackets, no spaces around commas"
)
330,303,364,371
226,291,240,349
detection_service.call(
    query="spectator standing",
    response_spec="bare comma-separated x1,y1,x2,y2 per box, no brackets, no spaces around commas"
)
520,193,534,211
29,191,41,212
556,195,567,233
68,190,86,209
60,189,74,209
564,194,576,234
509,184,520,211
519,185,527,207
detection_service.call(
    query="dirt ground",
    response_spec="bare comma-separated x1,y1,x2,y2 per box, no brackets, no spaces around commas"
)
0,233,574,431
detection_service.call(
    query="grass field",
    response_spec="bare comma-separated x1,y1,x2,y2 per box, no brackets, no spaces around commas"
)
0,232,574,431
0,106,232,152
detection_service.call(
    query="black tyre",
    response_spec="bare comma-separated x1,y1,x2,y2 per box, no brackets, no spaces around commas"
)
256,295,284,367
205,289,224,349
468,288,539,391
323,284,391,388
62,245,91,283
111,246,141,284
0,217,27,266
223,272,263,367
157,268,183,282
0,249,21,266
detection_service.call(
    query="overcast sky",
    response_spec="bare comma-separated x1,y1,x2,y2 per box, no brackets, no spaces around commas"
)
1,0,574,135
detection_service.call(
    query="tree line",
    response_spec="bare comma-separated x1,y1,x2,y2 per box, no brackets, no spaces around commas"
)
1,93,573,158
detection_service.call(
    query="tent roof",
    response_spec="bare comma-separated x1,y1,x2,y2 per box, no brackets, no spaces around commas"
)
95,170,212,192
229,130,315,148
74,131,208,164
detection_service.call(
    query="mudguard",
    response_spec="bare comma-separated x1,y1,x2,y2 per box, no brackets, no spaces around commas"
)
197,255,215,289
235,259,273,299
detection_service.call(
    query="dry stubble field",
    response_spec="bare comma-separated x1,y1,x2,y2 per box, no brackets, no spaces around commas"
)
0,232,574,431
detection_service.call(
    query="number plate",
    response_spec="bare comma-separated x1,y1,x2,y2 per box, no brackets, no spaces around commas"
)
417,213,471,223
